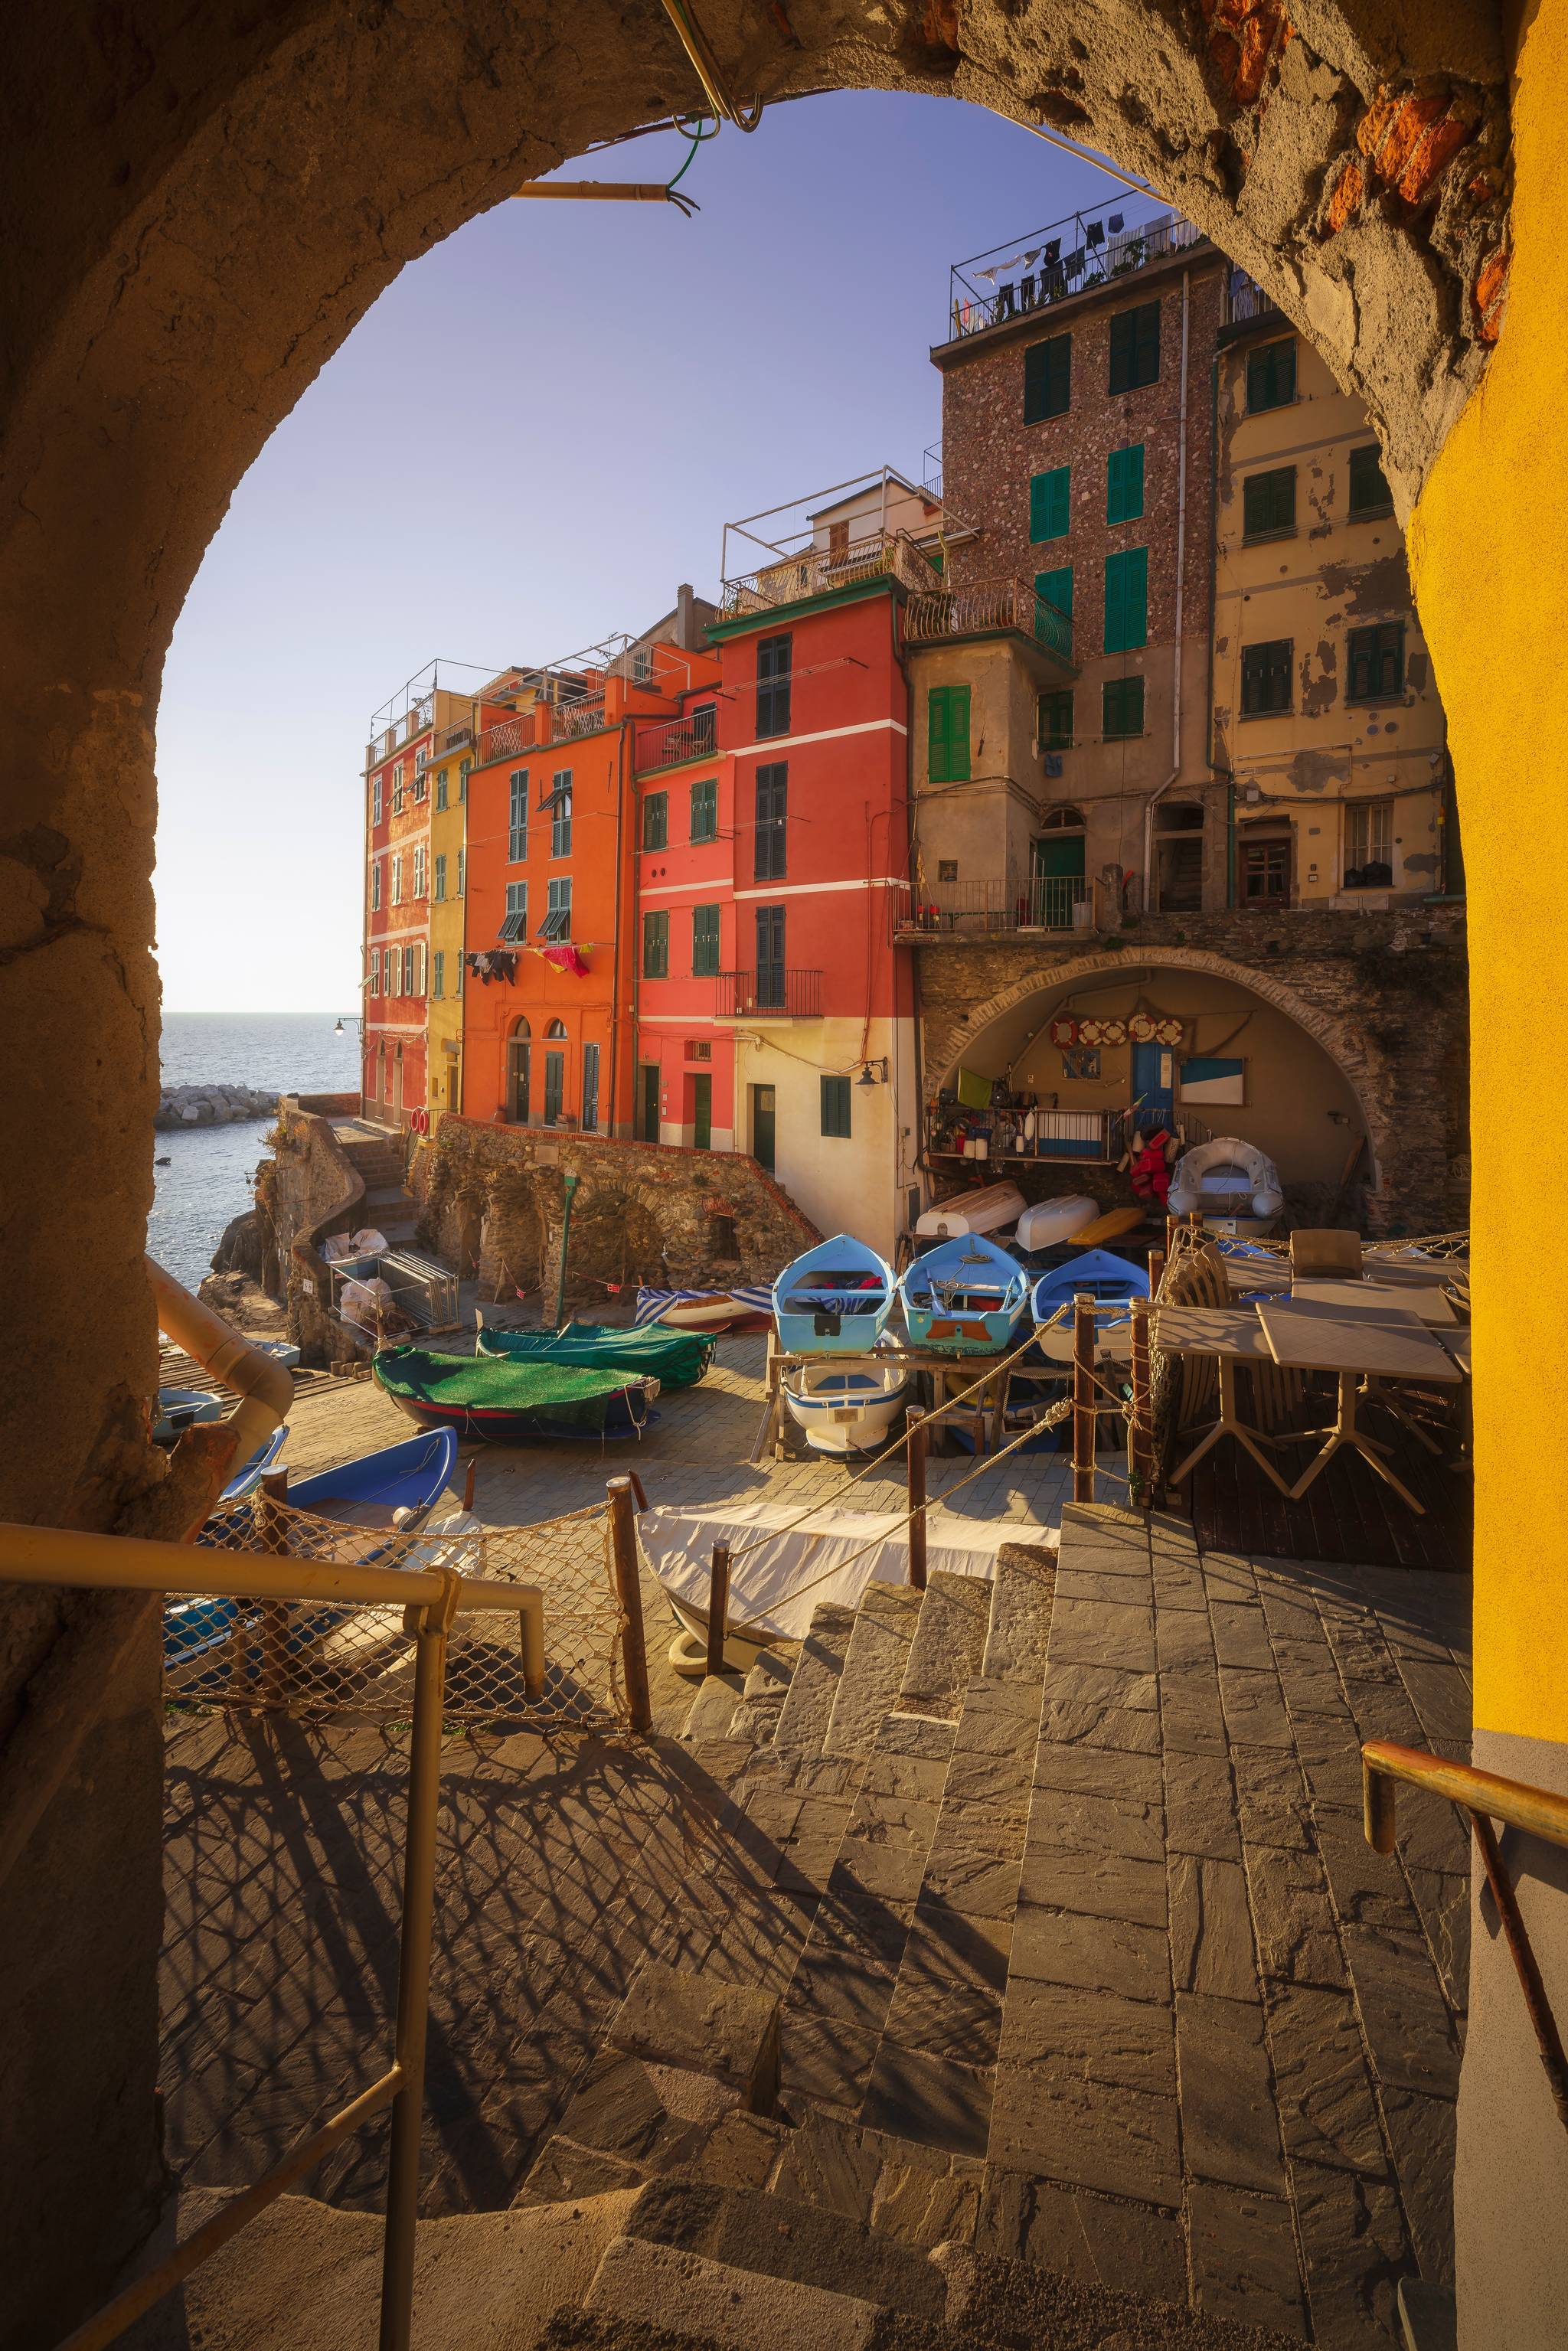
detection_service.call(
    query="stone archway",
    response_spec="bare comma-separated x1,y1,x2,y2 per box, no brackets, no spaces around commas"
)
932,941,1387,1190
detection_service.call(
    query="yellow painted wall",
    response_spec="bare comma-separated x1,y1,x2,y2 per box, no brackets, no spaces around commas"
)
1409,0,1566,1743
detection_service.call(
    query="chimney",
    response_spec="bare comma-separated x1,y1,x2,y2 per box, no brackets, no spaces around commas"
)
675,582,696,651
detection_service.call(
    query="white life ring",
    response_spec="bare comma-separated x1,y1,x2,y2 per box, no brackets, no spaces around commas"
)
1168,1136,1285,1220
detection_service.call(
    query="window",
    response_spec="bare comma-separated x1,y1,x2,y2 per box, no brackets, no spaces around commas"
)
1103,547,1148,652
402,944,416,997
432,950,446,1000
371,775,384,824
433,853,446,901
1106,444,1145,524
1023,332,1070,422
411,843,426,897
458,758,470,802
756,632,792,739
821,1075,852,1138
550,771,573,857
827,518,849,560
938,859,959,882
643,791,668,850
1102,677,1145,739
1240,835,1290,904
412,767,426,803
1348,622,1403,700
1344,798,1395,885
581,1042,600,1132
690,776,717,843
692,903,720,975
642,909,669,977
508,769,528,861
755,905,786,1008
541,877,572,939
1246,338,1296,413
1030,465,1070,543
754,762,787,880
1109,301,1160,393
543,1048,564,1128
435,767,449,810
456,847,466,898
453,952,462,997
371,860,382,912
1243,465,1296,540
500,882,528,943
392,761,405,812
1038,690,1075,751
368,952,380,997
928,684,972,782
1036,564,1073,618
1348,442,1393,518
1241,638,1294,715
690,1040,713,1061
390,853,403,903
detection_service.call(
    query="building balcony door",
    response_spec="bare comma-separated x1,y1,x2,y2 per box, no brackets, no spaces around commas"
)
691,1073,712,1151
751,1083,776,1172
508,1038,531,1122
543,1050,564,1127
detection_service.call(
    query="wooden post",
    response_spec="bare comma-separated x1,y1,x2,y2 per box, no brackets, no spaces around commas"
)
1072,1293,1096,1505
258,1469,290,1705
1129,1297,1152,1511
607,1476,652,1732
1148,1246,1165,1300
906,1406,928,1591
706,1543,731,1679
1164,1213,1179,1258
462,1457,477,1512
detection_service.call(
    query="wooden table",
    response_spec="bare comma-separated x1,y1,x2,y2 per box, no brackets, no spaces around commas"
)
1149,1306,1298,1496
1363,1254,1469,1291
1222,1257,1292,1295
1291,1278,1458,1327
1256,1302,1462,1512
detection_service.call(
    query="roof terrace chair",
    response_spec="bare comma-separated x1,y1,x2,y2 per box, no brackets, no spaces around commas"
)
1289,1227,1364,1281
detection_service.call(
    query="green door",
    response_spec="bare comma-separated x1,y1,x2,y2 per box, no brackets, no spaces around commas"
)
751,1083,776,1172
1033,833,1086,928
692,1074,712,1151
638,1064,659,1142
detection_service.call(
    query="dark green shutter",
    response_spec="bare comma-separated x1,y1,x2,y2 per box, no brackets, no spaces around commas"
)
1102,677,1145,740
1348,443,1392,516
1246,338,1297,413
1030,465,1070,543
1104,548,1148,653
642,910,668,978
1109,302,1160,393
692,904,720,975
1035,564,1073,619
1107,444,1145,524
929,685,972,783
1038,690,1075,750
928,687,949,782
1243,466,1296,537
1023,333,1071,422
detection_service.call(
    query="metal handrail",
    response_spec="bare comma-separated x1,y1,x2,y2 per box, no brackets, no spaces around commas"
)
1363,1739,1568,2135
10,1522,547,2351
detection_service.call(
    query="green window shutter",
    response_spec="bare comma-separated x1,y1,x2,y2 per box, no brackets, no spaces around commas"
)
1348,443,1393,516
642,792,667,851
928,686,949,782
1106,444,1145,524
1023,333,1072,423
642,910,668,978
929,685,971,783
692,903,720,975
820,1075,852,1138
1109,302,1160,394
1030,465,1070,543
1038,690,1075,751
1243,466,1296,538
1103,548,1148,653
1035,564,1073,619
1246,338,1297,413
690,776,717,841
1102,677,1145,740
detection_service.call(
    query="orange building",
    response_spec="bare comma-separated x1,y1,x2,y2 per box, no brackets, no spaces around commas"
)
461,593,717,1135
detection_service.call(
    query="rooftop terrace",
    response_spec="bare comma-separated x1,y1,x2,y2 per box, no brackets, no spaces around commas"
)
946,201,1207,344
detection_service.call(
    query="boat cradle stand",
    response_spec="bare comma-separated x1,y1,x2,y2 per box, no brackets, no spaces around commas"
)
753,1333,1040,1465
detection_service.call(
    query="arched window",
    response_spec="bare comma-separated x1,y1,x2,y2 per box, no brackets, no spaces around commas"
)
545,1019,567,1039
1042,805,1086,830
1158,802,1205,831
509,1014,531,1039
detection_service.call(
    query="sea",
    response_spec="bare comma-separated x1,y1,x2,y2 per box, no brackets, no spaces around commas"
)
149,1013,360,1292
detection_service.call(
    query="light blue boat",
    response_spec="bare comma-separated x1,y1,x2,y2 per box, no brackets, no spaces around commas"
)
773,1233,896,1355
898,1233,1029,1356
219,1423,289,1501
1031,1248,1150,1330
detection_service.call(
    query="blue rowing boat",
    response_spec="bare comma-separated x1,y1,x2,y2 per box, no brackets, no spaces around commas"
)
1031,1247,1150,1329
898,1233,1030,1356
773,1234,896,1355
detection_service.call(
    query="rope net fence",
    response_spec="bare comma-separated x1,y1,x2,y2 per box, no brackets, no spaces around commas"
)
166,1493,626,1732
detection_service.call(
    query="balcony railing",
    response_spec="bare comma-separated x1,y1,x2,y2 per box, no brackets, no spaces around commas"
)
638,708,718,771
475,715,528,766
896,877,1095,936
720,530,942,621
550,696,607,742
1224,266,1282,327
949,207,1203,341
438,720,473,755
717,968,824,1020
905,578,1073,665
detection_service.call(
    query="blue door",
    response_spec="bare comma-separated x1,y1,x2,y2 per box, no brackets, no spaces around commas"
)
1131,1040,1174,1127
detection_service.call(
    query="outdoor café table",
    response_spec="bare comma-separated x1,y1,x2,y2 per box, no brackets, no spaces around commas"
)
1148,1304,1297,1496
1291,1276,1459,1326
1221,1256,1292,1296
1362,1254,1469,1291
1256,1301,1463,1512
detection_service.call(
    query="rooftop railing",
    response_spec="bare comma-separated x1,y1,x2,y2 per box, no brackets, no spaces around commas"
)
637,706,719,772
719,529,942,622
948,206,1203,341
904,577,1073,665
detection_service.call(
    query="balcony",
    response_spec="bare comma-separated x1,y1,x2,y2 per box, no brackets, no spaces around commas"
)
638,707,718,772
947,204,1203,342
1223,266,1282,328
928,1103,1214,1166
905,577,1073,667
894,877,1101,936
437,720,472,755
550,695,607,743
719,530,941,622
716,968,824,1021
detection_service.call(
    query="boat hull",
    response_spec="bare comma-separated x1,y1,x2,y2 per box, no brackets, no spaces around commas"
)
782,1363,910,1454
898,1233,1030,1357
902,1308,1024,1357
1014,1195,1098,1254
773,1233,897,1357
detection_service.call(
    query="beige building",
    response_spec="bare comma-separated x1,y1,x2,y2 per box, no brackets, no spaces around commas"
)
1214,286,1458,909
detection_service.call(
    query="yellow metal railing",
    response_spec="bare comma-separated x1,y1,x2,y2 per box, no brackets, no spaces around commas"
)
1362,1739,1568,2136
1,1522,545,2351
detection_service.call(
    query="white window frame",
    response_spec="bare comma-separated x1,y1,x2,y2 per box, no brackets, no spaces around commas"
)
368,952,380,997
1344,797,1394,877
541,876,573,939
413,843,427,898
372,774,384,824
402,944,416,997
371,860,382,912
392,760,405,814
500,881,528,943
390,853,403,904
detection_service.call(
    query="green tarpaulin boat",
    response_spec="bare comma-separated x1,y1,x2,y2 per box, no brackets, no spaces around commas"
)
374,1347,657,1442
475,1318,714,1389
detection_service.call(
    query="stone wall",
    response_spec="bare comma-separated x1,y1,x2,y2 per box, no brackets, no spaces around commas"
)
413,1118,820,1317
914,903,1468,1233
266,1100,370,1367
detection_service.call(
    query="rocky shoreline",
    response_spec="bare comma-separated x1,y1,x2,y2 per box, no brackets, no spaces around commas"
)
156,1082,278,1131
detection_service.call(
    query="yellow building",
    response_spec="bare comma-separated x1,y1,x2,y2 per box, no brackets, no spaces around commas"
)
1214,296,1459,910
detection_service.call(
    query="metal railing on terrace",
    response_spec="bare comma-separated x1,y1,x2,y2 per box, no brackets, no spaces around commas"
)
905,578,1073,665
720,528,942,622
550,695,608,742
638,707,718,771
1223,265,1282,328
717,967,824,1019
948,204,1204,341
894,876,1096,934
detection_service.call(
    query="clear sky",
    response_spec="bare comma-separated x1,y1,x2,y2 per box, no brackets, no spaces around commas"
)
152,90,1138,1014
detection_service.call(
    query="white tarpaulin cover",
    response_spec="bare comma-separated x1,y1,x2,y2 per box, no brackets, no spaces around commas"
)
640,1497,1053,1642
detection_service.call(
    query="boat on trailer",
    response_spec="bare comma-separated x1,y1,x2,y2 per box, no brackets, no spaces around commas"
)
374,1347,658,1443
898,1233,1030,1355
773,1234,896,1355
782,1357,911,1455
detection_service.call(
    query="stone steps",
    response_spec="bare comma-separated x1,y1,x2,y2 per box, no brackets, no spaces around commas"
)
821,1584,924,1758
772,1602,857,1757
892,1569,991,1724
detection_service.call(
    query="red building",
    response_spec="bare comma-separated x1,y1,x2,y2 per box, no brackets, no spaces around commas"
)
630,677,732,1148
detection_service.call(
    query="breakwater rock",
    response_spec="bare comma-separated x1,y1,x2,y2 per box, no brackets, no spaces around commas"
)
156,1083,277,1131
